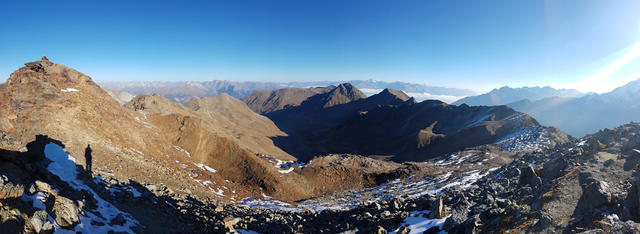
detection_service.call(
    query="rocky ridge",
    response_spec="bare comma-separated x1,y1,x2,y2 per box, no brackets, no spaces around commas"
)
3,57,636,233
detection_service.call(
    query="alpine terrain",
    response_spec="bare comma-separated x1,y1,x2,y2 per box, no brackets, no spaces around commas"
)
2,57,640,234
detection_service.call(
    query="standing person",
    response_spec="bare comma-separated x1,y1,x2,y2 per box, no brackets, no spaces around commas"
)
85,144,93,172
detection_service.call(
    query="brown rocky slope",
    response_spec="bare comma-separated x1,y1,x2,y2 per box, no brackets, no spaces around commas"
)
0,57,413,204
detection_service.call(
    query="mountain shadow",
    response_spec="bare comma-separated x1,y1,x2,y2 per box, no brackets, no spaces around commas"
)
266,84,553,162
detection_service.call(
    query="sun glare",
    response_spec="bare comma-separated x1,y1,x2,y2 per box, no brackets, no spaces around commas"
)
576,42,640,93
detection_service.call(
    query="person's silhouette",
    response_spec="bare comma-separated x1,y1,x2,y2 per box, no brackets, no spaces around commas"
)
85,144,93,172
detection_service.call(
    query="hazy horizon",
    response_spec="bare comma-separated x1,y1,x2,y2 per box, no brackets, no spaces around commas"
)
3,0,640,93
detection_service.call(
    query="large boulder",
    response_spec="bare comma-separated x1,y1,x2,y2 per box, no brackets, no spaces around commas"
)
581,180,611,208
430,197,445,219
31,210,54,233
519,166,539,186
51,196,80,229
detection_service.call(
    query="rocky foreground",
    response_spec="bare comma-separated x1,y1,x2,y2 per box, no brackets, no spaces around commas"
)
5,122,640,233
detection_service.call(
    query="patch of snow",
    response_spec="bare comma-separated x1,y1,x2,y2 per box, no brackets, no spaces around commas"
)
60,88,79,93
21,192,46,210
44,143,139,233
274,159,305,173
211,188,225,197
279,167,294,174
129,148,144,156
239,197,302,212
238,230,261,234
130,186,142,198
497,126,551,152
577,140,587,146
605,213,621,224
195,163,217,173
173,146,191,157
391,210,449,234
465,114,492,128
433,153,476,166
204,165,217,173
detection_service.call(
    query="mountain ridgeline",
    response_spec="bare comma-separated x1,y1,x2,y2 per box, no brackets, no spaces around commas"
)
452,86,585,106
259,83,568,162
454,81,640,137
7,58,627,233
503,79,640,137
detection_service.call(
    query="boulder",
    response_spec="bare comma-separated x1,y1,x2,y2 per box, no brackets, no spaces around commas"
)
519,166,539,186
533,211,553,232
430,197,444,219
223,217,240,231
34,180,55,195
582,180,611,208
51,196,80,229
442,204,470,231
397,226,410,234
31,210,53,233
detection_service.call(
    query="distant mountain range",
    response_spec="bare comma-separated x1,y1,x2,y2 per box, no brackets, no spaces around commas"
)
449,80,640,137
452,86,585,106
101,80,476,104
507,79,640,137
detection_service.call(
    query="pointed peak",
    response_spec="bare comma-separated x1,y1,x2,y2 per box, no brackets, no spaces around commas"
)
10,57,94,90
307,83,366,108
337,82,355,89
216,92,233,99
379,88,411,101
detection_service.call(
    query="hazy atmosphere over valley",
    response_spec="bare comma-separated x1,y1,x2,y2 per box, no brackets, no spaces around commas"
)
3,1,640,233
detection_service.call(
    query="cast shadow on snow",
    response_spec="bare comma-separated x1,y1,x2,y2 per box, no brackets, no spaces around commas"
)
0,135,216,232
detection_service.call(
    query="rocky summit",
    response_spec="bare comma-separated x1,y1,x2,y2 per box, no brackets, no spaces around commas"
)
2,58,640,234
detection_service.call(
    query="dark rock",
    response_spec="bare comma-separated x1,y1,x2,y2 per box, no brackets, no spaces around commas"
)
442,203,470,231
424,226,442,234
109,213,127,226
581,180,611,208
430,197,444,219
519,166,539,186
611,221,640,234
533,211,553,232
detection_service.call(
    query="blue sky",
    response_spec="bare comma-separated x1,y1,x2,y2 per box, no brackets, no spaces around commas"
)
2,0,640,92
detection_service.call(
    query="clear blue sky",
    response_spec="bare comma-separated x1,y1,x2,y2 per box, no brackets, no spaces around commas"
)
2,0,640,92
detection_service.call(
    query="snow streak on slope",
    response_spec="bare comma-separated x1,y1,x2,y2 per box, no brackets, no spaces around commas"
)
238,166,499,212
44,143,139,233
390,210,449,234
497,126,552,152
